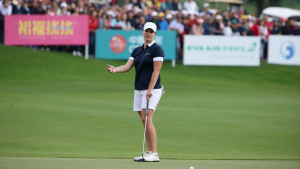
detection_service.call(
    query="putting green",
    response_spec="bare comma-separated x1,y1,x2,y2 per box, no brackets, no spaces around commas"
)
0,157,300,169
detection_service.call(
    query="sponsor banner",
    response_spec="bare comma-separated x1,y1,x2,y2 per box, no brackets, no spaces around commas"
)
268,35,300,65
184,36,260,66
95,30,176,60
5,15,89,45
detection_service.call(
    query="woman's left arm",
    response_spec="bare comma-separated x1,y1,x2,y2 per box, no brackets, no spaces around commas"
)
146,61,163,100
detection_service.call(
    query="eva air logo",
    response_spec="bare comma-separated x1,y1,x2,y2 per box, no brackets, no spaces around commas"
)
247,42,257,52
280,40,295,59
187,42,257,52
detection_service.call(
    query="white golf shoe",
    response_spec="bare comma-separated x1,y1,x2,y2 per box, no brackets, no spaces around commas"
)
143,152,159,162
133,151,149,162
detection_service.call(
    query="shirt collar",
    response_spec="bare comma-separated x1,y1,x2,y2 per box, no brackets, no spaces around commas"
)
147,40,156,47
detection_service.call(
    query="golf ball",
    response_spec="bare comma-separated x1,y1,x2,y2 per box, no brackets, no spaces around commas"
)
189,167,194,169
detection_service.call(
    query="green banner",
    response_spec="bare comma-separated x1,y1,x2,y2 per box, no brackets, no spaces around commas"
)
95,30,176,60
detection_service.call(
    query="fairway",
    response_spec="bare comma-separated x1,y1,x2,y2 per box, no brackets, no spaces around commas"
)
0,44,300,168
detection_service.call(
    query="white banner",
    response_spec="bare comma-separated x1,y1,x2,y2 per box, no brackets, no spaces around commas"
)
268,35,300,65
183,36,260,66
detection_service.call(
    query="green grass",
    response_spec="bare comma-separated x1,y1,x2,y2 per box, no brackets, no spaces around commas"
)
0,44,300,161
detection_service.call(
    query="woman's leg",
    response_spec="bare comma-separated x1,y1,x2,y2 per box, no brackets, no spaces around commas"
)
138,109,157,152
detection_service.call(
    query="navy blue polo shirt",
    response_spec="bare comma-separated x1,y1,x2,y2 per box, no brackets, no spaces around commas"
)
129,41,165,90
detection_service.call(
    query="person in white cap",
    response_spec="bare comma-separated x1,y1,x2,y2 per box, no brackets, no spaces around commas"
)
183,0,198,14
106,22,164,162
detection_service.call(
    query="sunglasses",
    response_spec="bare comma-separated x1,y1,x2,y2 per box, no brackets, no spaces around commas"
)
145,29,154,33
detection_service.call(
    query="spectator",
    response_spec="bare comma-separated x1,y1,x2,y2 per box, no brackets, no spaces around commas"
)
214,14,224,35
89,10,98,56
60,2,71,15
121,13,133,30
169,15,184,59
183,0,198,14
258,20,268,59
150,11,160,29
1,0,12,15
223,20,232,36
231,19,240,36
200,3,212,17
170,0,182,11
111,14,123,29
158,12,168,30
20,1,30,15
271,18,282,35
30,0,45,14
166,13,173,26
190,18,204,35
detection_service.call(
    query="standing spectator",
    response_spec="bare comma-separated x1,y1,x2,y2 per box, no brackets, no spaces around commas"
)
223,20,232,36
50,1,60,15
60,2,70,15
190,18,204,35
170,0,181,11
150,11,160,29
127,11,136,29
169,15,184,59
183,0,198,14
258,20,268,59
72,7,82,56
250,19,259,36
214,14,224,35
89,10,98,56
200,3,212,16
231,19,240,36
122,13,133,30
158,12,168,30
271,18,282,35
31,0,45,14
98,10,106,29
166,13,173,26
111,14,123,29
182,16,190,34
20,1,30,15
0,0,12,15
136,0,146,9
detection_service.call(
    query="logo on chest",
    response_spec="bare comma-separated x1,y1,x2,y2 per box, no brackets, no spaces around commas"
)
145,53,151,56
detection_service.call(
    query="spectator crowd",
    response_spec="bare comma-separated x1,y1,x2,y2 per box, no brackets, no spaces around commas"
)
1,0,300,59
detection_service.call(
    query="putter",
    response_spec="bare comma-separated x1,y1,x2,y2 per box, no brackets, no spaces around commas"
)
141,100,149,160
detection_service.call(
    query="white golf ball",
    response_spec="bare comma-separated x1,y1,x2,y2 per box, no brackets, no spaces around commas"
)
189,167,194,169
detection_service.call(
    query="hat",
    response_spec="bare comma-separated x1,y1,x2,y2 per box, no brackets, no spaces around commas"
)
60,2,67,8
107,11,116,17
143,22,157,32
203,3,209,8
166,13,172,19
216,15,222,20
151,11,158,17
158,12,165,18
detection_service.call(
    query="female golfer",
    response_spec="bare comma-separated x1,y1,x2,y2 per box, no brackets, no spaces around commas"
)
106,22,164,162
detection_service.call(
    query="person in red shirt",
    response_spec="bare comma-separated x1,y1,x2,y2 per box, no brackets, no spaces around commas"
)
89,10,98,56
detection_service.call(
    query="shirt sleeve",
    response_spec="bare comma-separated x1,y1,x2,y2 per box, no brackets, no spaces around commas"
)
129,47,138,61
152,46,165,62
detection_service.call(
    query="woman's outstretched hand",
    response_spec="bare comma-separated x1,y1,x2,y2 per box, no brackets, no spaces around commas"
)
106,64,116,73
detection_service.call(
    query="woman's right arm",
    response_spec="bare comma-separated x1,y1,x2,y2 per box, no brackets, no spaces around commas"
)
106,59,134,73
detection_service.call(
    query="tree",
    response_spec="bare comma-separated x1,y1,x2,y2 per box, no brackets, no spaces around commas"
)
246,0,281,16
